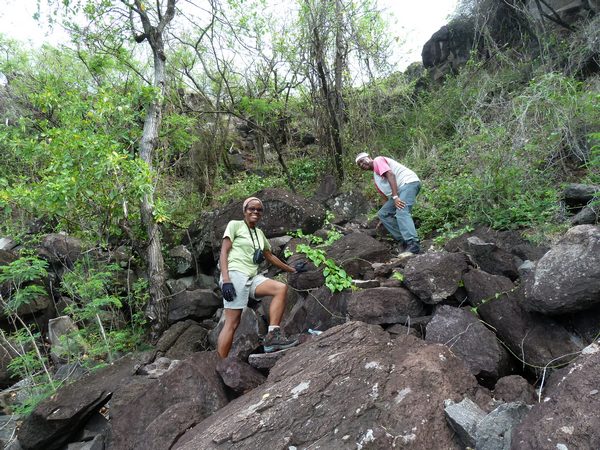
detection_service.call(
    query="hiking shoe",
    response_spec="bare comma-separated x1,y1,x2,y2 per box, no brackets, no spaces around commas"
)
263,328,299,353
406,240,420,255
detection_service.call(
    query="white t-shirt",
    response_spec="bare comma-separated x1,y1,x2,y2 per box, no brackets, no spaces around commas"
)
372,156,419,198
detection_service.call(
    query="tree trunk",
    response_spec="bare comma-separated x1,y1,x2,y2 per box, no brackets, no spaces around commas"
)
131,0,176,342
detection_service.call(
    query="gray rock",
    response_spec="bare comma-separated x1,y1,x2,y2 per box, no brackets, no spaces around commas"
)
444,397,487,448
478,287,583,373
524,225,600,314
209,307,266,360
0,238,16,251
169,245,194,275
493,375,536,405
463,269,514,307
476,402,530,450
571,205,599,225
326,232,390,279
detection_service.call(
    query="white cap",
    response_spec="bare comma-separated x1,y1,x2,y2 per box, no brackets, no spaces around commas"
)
355,152,369,164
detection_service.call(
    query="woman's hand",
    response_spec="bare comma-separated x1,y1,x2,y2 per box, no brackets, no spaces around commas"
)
221,282,236,302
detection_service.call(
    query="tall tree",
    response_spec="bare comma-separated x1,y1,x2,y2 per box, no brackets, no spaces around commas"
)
44,0,178,341
297,0,391,181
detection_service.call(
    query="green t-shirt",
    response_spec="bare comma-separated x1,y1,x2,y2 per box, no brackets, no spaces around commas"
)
223,220,272,277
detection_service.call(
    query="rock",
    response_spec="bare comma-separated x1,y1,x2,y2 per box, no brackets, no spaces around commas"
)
311,174,338,203
493,375,536,404
571,205,599,224
512,341,600,449
281,286,349,335
136,357,180,378
216,358,267,394
403,251,470,304
48,316,87,362
175,321,482,449
0,415,19,448
168,288,221,323
385,323,420,338
524,225,600,314
475,402,531,450
326,232,390,279
286,256,326,290
348,287,425,326
247,349,291,370
37,233,82,267
212,188,326,246
422,23,474,80
0,238,16,251
465,236,520,280
478,288,583,372
17,353,152,450
108,352,228,450
324,191,371,224
563,183,600,207
209,307,266,360
462,269,515,307
426,305,512,385
168,245,194,275
444,397,487,448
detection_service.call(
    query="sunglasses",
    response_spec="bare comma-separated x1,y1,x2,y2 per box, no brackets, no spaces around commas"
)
246,207,263,213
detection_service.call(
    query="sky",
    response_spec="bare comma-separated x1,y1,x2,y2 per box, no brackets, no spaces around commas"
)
1,0,459,69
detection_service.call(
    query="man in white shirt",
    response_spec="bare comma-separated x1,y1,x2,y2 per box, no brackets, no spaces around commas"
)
355,152,421,254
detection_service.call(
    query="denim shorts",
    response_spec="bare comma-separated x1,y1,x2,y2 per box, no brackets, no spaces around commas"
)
219,270,268,309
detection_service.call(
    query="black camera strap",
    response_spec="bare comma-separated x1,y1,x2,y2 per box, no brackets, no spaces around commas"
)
246,224,261,251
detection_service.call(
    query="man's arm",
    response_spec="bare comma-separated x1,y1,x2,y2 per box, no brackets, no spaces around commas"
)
383,171,406,209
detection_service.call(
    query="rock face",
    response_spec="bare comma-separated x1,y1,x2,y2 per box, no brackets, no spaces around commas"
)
512,342,600,449
175,321,482,450
524,225,600,314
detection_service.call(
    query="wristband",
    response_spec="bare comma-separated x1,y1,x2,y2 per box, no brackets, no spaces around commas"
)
392,195,399,199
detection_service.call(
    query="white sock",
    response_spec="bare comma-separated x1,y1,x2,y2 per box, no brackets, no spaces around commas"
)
268,325,280,332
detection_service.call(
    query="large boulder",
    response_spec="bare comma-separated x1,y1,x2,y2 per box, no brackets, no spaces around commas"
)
167,288,221,323
326,232,390,279
425,305,512,385
211,188,326,246
348,287,425,326
175,321,483,449
281,286,350,335
17,353,152,450
209,307,267,360
37,233,82,267
524,225,600,314
512,341,600,449
478,288,584,371
403,251,470,304
108,352,229,450
462,269,515,307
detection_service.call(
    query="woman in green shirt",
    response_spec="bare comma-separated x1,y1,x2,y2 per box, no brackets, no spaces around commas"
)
217,197,304,358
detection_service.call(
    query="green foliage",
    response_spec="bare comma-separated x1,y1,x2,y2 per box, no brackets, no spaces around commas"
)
295,244,352,293
60,258,147,363
286,157,328,194
215,172,286,205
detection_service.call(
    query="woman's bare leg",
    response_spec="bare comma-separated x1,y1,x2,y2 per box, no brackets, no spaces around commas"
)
217,308,243,358
254,279,288,326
